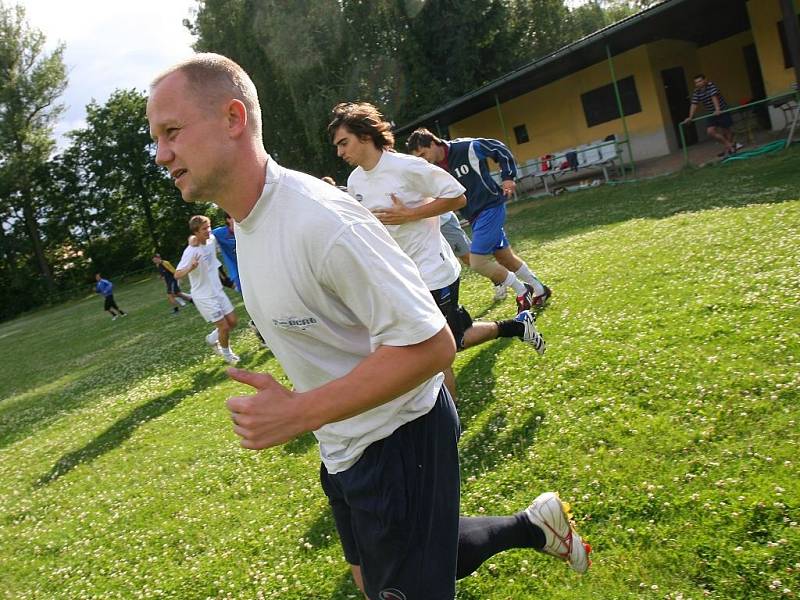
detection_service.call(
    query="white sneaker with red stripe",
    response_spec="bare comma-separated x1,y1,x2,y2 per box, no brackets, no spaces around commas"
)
524,492,591,573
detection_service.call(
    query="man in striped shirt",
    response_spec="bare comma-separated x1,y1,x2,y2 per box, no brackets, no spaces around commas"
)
682,73,742,157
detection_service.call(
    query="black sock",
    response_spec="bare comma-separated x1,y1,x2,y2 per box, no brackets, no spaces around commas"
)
173,307,179,313
495,318,525,339
456,513,545,579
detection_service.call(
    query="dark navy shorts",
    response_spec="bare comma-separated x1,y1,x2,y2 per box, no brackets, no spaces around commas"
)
320,387,461,600
430,279,471,350
103,295,118,311
708,113,733,130
165,279,181,295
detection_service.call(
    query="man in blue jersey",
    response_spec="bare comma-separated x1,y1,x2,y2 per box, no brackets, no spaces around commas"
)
407,128,551,312
682,74,742,157
212,213,241,291
94,273,127,320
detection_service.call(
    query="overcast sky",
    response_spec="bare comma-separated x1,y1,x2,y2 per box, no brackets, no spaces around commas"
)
19,0,198,145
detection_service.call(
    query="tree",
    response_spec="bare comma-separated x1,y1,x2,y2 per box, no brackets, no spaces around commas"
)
63,89,195,275
185,0,649,176
0,2,67,294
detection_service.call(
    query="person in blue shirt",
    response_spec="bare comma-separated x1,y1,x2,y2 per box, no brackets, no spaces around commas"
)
407,128,551,312
94,273,127,320
212,212,267,347
212,213,241,292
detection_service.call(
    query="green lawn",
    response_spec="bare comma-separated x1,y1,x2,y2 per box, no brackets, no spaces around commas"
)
1,149,799,599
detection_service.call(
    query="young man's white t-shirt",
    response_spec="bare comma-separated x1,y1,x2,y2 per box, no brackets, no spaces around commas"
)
346,151,464,291
176,235,223,299
235,157,447,474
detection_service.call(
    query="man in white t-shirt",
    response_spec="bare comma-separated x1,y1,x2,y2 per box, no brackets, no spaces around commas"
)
328,102,546,398
147,54,590,600
175,214,240,364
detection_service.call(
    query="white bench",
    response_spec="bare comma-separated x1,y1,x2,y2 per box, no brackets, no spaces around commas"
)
517,138,625,194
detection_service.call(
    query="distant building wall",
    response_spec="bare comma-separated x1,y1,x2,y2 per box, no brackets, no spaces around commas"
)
444,0,797,164
747,0,799,95
449,45,670,163
697,30,756,106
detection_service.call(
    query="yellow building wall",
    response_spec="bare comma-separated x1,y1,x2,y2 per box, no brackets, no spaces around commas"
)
447,3,794,160
645,39,704,148
747,0,800,95
697,31,756,105
449,45,667,163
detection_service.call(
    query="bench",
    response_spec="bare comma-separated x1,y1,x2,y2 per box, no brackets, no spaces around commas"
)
514,137,625,194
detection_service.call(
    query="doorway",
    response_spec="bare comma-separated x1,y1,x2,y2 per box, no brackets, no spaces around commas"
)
661,66,698,147
743,44,770,128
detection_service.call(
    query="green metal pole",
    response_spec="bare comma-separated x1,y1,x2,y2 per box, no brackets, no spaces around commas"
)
606,45,635,177
494,93,512,149
679,121,689,168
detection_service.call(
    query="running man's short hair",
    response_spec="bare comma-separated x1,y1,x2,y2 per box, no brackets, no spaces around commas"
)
327,102,395,150
406,128,444,153
151,53,262,140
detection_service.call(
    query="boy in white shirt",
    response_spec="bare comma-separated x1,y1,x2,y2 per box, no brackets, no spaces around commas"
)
328,102,545,398
175,215,239,364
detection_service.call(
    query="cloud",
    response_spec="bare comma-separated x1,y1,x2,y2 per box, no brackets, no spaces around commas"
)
18,0,197,144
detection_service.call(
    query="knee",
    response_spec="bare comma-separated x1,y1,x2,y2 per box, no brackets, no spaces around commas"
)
469,253,489,271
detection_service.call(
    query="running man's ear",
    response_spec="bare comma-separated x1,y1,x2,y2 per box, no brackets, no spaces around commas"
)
226,99,248,138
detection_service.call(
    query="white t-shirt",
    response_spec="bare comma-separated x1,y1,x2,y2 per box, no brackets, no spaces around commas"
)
235,157,447,474
347,151,464,291
176,235,223,299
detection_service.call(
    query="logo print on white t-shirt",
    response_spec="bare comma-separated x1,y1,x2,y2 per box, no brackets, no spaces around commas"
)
272,316,319,331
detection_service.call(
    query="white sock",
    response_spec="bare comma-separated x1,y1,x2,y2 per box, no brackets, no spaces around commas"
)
176,298,186,307
503,271,527,296
515,264,544,295
208,329,219,344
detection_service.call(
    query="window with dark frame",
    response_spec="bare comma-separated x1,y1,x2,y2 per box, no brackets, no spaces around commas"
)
777,16,800,69
580,75,642,128
513,124,529,144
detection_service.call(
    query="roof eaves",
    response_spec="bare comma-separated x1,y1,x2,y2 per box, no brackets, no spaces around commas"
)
394,0,687,134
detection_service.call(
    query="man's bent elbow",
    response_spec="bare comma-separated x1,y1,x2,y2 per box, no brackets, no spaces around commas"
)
429,326,457,371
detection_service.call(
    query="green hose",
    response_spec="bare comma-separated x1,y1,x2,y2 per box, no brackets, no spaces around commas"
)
721,140,791,163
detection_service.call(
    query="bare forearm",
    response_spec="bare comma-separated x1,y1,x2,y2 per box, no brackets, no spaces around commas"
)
174,266,193,279
409,195,467,220
299,326,456,430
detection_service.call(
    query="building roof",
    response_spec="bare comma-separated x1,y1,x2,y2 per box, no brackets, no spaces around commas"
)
395,0,751,135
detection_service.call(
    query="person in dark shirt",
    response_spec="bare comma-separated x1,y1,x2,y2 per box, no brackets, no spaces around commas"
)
682,73,742,157
152,254,193,314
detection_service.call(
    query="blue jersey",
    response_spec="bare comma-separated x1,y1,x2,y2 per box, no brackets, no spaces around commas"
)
95,278,113,296
438,138,517,221
211,225,240,291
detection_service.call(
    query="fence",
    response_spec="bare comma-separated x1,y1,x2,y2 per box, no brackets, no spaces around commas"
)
678,88,800,169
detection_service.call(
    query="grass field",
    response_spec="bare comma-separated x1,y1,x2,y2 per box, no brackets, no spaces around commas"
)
1,149,799,599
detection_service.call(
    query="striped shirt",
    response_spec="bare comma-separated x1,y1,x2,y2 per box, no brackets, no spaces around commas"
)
691,81,728,112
